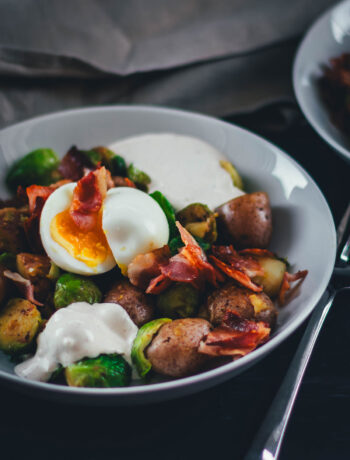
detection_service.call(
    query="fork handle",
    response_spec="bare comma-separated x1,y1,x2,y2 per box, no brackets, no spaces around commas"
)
244,289,336,460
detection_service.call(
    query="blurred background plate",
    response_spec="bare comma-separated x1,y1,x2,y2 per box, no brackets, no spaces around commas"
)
293,0,350,162
0,105,336,404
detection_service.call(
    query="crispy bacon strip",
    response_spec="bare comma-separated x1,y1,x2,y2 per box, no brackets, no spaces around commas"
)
128,246,171,290
26,180,70,214
238,248,275,258
58,146,95,181
199,310,270,357
212,245,264,278
69,167,108,231
209,255,263,292
278,270,308,305
3,270,43,306
137,222,218,294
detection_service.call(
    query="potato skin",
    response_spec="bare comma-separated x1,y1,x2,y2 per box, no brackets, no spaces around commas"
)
207,282,277,328
215,192,272,248
146,318,211,378
104,278,154,327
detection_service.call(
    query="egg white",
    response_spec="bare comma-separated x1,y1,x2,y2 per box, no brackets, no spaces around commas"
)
40,183,116,275
102,187,169,270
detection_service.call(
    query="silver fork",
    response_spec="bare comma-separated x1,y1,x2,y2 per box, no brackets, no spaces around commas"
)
245,202,350,460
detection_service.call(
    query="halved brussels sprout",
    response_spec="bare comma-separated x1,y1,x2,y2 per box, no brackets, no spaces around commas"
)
127,163,151,191
16,253,51,281
220,160,243,190
0,298,41,354
176,203,217,243
150,191,177,240
54,273,102,309
156,283,200,318
0,207,28,254
65,354,131,387
6,148,60,191
131,318,172,378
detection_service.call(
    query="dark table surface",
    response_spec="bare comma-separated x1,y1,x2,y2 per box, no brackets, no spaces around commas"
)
0,104,349,460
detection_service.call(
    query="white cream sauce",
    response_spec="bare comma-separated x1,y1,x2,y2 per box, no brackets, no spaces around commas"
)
109,133,244,211
15,302,138,382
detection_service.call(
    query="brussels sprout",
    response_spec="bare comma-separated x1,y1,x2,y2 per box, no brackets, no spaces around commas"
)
131,318,172,378
156,284,200,318
0,207,28,254
127,163,151,191
65,354,131,387
6,148,60,191
0,298,41,354
252,257,286,298
176,203,217,243
90,146,127,176
16,253,51,281
150,191,177,240
220,160,243,190
54,273,102,309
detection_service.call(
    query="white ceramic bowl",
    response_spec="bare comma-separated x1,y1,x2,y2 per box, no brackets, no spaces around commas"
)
293,0,350,162
0,105,336,405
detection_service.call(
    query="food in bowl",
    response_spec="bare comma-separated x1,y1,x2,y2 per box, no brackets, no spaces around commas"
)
318,52,350,134
0,133,307,387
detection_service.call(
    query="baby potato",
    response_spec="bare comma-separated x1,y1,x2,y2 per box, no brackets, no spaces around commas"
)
146,318,211,378
253,257,286,298
215,192,272,248
104,278,154,327
207,282,277,328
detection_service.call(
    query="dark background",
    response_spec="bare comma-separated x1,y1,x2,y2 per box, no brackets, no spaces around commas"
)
0,106,348,460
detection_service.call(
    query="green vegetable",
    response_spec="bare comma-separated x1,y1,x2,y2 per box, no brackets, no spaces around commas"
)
65,354,131,388
0,298,42,354
220,160,244,190
89,146,127,176
0,252,17,271
131,318,172,378
168,234,211,255
54,273,102,309
176,203,217,243
127,163,151,191
0,207,28,254
6,148,60,191
150,191,177,240
156,283,200,318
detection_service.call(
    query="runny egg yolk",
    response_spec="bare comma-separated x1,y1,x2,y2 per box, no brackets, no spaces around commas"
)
50,209,111,268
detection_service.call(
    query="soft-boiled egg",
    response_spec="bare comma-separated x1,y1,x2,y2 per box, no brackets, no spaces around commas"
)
40,183,116,275
102,187,169,273
40,184,169,275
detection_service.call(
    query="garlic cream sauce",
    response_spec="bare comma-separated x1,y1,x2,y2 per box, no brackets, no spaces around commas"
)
15,302,138,382
109,133,244,211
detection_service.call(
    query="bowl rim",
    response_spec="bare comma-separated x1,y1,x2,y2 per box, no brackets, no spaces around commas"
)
293,0,350,162
0,104,337,398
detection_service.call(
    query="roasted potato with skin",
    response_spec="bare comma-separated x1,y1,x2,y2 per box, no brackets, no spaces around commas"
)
215,192,272,248
0,298,41,354
104,278,154,327
0,207,28,254
207,282,277,328
146,318,211,378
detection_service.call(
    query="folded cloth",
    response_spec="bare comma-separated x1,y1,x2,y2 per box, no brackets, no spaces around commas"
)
0,0,338,128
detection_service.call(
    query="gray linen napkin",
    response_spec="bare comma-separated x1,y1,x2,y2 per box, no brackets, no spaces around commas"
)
0,0,338,128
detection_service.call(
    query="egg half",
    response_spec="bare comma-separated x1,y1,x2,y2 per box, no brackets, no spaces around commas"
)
40,184,169,275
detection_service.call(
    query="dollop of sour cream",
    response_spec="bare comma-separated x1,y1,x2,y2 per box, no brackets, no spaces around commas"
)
15,302,138,382
109,133,244,211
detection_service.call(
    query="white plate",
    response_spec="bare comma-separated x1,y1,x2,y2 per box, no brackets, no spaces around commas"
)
293,0,350,162
0,105,336,405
